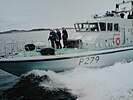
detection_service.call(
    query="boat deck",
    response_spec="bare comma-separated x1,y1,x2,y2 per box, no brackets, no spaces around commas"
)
55,48,88,55
0,48,89,59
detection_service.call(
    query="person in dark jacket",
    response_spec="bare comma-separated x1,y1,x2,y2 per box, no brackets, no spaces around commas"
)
48,29,56,48
62,27,68,48
55,29,62,49
54,31,60,49
120,12,125,18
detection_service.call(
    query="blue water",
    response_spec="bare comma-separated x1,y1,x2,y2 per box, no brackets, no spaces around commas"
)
0,70,18,93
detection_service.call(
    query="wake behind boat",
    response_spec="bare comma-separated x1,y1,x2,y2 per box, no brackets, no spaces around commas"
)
0,0,133,76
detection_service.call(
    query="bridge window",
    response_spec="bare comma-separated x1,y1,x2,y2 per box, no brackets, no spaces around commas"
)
74,23,89,32
107,23,113,31
74,24,80,31
114,23,119,31
89,23,99,31
99,22,106,31
74,23,99,32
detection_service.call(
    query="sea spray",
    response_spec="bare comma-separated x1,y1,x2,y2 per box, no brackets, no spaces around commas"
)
0,61,133,100
58,62,133,100
0,70,77,100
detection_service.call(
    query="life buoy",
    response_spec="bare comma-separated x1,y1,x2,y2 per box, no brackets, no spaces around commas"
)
116,38,120,45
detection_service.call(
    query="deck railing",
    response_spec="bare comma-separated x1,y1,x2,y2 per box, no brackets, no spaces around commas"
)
0,40,28,58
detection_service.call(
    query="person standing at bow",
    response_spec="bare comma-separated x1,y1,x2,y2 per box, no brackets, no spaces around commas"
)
55,29,62,49
48,29,56,48
62,27,68,48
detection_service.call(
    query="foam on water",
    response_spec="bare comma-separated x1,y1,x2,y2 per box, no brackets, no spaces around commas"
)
26,61,133,100
0,61,133,100
0,70,77,100
58,62,133,100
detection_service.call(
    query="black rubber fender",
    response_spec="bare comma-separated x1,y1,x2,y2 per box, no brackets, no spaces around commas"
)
25,44,35,51
40,47,55,55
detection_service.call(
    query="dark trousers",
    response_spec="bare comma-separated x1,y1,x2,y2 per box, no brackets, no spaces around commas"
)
59,40,62,49
55,40,62,49
51,41,55,48
63,39,67,48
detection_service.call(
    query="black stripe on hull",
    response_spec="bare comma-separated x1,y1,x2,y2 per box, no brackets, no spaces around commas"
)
0,47,133,63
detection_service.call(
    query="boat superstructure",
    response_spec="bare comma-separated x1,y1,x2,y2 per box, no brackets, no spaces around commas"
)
73,1,133,50
0,0,133,76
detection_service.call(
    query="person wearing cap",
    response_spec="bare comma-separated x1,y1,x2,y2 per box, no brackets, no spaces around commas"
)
55,29,62,49
48,29,56,48
62,27,68,48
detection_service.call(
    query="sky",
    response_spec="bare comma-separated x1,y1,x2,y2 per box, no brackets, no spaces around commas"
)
0,0,122,31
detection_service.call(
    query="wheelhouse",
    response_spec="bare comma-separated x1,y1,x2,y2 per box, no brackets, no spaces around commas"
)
74,22,119,32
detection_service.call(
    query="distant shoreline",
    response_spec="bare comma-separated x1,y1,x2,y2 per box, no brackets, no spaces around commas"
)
0,27,74,34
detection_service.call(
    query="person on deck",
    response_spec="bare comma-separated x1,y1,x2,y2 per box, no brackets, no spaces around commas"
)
48,29,56,48
55,29,62,49
120,12,125,18
62,27,68,48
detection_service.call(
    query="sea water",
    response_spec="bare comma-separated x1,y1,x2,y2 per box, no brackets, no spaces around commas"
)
0,30,133,100
0,62,133,100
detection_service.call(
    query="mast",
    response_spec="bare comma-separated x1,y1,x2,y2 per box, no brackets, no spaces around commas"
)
115,0,133,13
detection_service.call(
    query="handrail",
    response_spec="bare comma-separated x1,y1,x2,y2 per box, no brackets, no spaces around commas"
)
0,40,42,58
0,40,26,58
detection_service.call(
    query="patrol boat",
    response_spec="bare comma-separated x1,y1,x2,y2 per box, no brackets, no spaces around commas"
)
0,0,133,76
